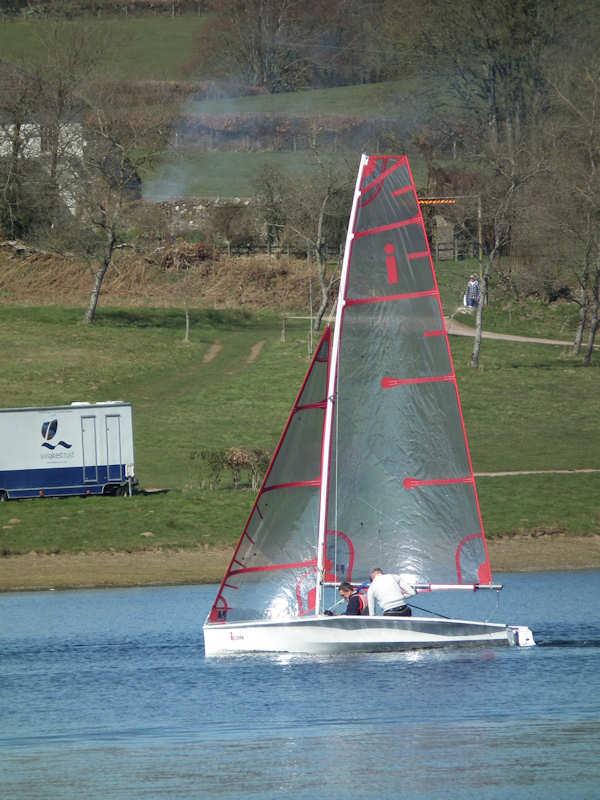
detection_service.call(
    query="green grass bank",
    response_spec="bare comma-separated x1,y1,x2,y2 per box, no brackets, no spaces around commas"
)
0,287,599,565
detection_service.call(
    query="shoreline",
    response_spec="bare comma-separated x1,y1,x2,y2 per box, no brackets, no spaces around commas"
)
1,535,600,592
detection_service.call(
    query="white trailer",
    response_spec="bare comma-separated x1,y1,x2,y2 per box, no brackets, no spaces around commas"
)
0,402,136,500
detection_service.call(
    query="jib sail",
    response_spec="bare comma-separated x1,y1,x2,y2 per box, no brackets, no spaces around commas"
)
208,328,330,623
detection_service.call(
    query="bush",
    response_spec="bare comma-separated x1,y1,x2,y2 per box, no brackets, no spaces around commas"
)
192,446,271,490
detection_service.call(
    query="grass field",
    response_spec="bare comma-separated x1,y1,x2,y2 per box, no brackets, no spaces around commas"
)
143,148,428,200
143,149,334,200
187,79,422,118
0,15,205,80
0,291,599,558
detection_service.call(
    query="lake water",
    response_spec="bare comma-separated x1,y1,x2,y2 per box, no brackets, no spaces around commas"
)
1,571,599,800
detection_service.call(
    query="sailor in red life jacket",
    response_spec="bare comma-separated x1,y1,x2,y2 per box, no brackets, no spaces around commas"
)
338,581,368,615
367,568,414,617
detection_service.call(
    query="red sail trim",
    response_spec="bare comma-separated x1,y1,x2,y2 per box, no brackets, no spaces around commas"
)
208,596,230,623
296,401,327,411
229,559,318,577
223,582,239,590
208,327,331,624
263,478,320,493
296,570,318,616
404,476,475,490
346,289,437,307
384,242,399,284
381,374,454,389
391,184,413,197
354,215,420,239
477,559,492,584
408,250,429,260
324,529,355,583
403,157,493,582
423,329,445,338
455,533,486,584
361,156,407,195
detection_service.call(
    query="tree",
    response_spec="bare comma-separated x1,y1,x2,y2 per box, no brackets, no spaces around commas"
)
190,0,305,91
188,0,405,92
405,0,584,366
0,23,108,240
76,86,172,323
469,152,545,368
33,22,107,229
203,200,256,255
254,150,355,329
539,63,600,365
0,60,44,238
252,165,287,254
415,0,587,155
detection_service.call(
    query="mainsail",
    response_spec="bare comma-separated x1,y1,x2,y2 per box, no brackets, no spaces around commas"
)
319,154,492,596
208,328,330,623
208,153,492,627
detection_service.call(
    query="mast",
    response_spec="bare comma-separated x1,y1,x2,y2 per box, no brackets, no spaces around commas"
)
315,154,368,614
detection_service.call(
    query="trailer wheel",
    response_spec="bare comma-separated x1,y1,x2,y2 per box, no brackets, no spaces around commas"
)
0,491,6,502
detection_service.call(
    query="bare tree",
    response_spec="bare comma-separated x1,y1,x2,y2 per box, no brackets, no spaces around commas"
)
547,65,600,365
0,59,43,238
33,22,108,228
254,151,354,329
77,88,172,323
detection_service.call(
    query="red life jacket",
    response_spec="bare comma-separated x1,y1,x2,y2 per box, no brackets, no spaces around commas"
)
357,592,369,615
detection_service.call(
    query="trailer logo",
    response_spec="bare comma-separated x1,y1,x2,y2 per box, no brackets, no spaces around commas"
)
41,419,72,450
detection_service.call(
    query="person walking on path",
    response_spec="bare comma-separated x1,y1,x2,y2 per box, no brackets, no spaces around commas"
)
464,275,481,309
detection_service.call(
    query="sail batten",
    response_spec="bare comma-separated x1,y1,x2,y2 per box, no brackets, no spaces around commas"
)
346,289,438,306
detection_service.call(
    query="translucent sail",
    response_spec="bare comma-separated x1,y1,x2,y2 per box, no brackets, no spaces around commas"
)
208,328,330,623
324,155,492,587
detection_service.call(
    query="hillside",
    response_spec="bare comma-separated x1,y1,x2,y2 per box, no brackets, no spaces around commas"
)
0,245,319,311
145,79,436,198
0,14,436,199
0,15,205,80
0,245,582,342
0,260,599,572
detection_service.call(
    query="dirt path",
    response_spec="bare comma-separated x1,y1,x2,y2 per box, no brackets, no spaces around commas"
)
1,537,599,592
202,341,222,363
476,468,600,477
445,316,573,346
247,340,266,363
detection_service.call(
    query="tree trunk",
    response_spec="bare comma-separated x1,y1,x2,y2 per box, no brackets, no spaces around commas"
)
183,304,190,343
313,249,331,331
84,228,116,324
583,274,600,366
572,297,587,356
313,193,330,331
583,306,598,366
470,262,490,369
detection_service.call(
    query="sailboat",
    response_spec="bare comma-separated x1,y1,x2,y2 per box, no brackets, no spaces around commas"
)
203,154,534,656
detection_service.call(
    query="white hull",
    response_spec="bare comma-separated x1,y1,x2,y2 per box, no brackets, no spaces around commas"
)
203,615,534,656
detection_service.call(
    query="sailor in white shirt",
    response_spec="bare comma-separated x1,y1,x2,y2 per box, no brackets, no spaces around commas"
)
367,568,414,617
